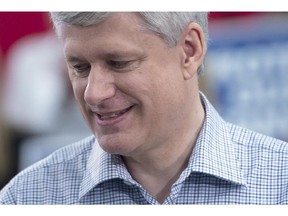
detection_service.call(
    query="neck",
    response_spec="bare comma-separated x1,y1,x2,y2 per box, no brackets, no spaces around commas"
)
123,91,205,203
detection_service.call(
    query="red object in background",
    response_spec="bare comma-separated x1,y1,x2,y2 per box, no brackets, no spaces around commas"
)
209,12,258,21
0,12,51,64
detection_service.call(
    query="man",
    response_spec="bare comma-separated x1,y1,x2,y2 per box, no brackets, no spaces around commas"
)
0,12,287,204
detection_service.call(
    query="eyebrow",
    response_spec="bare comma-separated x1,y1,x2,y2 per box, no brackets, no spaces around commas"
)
65,50,145,63
65,56,85,63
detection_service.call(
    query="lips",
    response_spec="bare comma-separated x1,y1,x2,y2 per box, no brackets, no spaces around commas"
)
97,106,133,120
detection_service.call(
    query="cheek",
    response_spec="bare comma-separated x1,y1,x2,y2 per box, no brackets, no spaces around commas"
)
152,73,186,119
124,62,184,109
138,76,181,120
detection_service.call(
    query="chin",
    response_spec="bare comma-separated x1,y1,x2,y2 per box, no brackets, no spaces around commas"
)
97,138,134,156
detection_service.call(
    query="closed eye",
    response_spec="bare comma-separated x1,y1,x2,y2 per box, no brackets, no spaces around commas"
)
71,63,91,77
106,60,133,70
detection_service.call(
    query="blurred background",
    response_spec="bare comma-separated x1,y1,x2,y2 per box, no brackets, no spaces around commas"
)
0,12,288,190
0,12,91,189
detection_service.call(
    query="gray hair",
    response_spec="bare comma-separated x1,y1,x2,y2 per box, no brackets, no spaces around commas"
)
50,12,208,75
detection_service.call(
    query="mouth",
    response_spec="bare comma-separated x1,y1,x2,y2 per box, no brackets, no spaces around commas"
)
95,106,134,126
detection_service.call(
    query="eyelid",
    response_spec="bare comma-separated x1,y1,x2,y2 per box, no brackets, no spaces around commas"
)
107,60,133,69
69,62,91,77
106,56,147,71
74,63,90,70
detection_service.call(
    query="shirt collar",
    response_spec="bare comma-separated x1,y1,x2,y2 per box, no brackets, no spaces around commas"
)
187,92,247,186
79,142,134,199
79,92,247,200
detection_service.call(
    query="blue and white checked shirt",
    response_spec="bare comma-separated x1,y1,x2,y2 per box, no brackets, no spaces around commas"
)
1,93,288,204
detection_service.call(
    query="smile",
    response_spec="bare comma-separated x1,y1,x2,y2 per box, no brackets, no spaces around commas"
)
98,106,133,120
96,106,134,127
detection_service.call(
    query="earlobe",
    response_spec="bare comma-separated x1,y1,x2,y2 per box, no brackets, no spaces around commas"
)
180,22,206,80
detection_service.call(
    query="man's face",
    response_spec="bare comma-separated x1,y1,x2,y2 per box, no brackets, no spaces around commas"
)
62,13,193,156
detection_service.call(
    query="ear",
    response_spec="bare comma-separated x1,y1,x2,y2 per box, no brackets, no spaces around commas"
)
179,22,206,80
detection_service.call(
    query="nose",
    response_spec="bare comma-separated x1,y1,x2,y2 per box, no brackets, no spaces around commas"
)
84,66,116,106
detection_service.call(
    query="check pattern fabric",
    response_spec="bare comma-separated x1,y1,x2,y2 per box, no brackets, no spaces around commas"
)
1,93,288,204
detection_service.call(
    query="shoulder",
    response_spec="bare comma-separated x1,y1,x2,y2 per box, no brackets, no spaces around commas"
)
227,122,288,154
227,123,288,203
20,135,95,174
227,122,288,178
0,135,95,204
